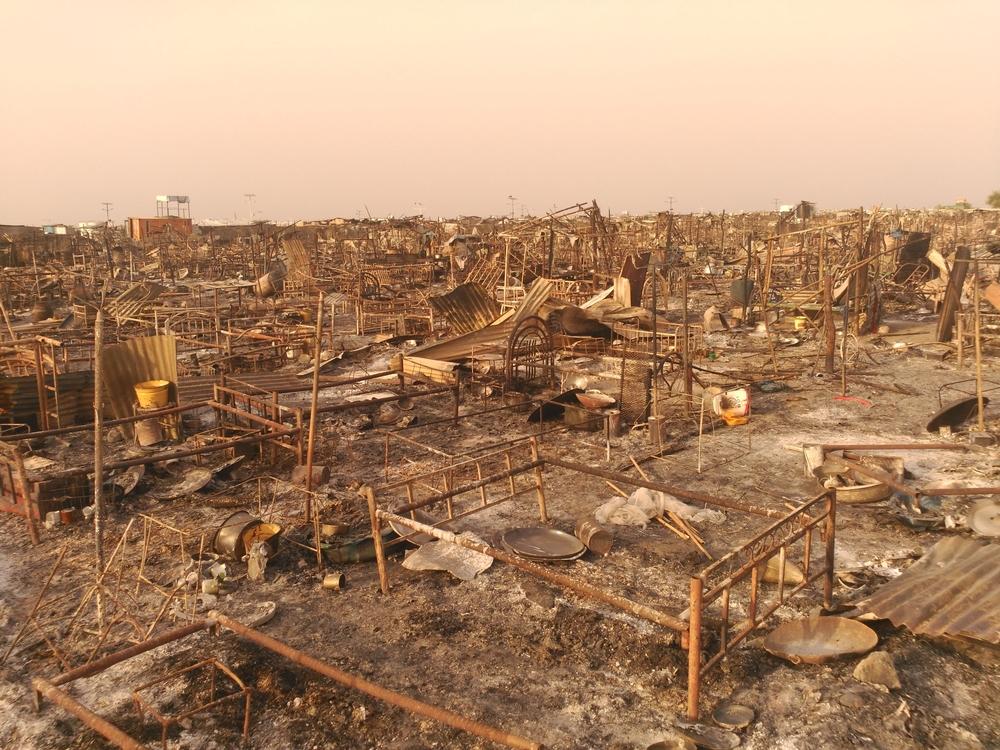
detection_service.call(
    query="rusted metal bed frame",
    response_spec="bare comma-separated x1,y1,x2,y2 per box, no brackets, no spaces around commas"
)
33,616,544,750
364,440,836,720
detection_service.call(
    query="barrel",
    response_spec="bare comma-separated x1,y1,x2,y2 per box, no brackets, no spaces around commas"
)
731,278,755,305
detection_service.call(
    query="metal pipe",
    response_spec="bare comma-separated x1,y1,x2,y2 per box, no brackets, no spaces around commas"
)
43,428,297,480
212,614,543,750
207,400,290,432
52,620,213,687
837,457,914,497
32,677,144,750
305,292,324,501
819,443,965,451
823,492,836,608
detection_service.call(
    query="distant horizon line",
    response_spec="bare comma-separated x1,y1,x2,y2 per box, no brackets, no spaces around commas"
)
6,202,997,229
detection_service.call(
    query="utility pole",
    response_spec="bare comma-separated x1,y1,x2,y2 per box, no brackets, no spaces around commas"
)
667,196,674,212
101,202,112,223
245,193,257,222
507,195,517,219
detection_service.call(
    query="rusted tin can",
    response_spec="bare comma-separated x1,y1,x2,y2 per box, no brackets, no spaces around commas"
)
575,517,613,556
322,571,345,591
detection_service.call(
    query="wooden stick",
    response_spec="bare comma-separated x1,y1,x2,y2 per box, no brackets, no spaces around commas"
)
628,454,651,481
668,512,712,559
669,511,705,544
654,515,689,540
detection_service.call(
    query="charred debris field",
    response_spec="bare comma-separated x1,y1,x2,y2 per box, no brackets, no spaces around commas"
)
0,205,998,749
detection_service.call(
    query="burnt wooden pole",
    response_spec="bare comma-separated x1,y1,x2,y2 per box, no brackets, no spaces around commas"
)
546,218,555,278
305,291,325,502
973,261,986,431
823,273,835,374
682,273,692,405
92,308,105,627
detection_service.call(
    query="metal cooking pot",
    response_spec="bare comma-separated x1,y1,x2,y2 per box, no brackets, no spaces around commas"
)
213,511,281,559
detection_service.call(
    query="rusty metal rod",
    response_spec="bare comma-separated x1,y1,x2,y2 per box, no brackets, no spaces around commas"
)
919,486,1000,496
386,460,543,514
32,677,144,750
687,576,703,720
305,292,324,501
212,614,543,750
42,428,297,480
207,399,292,431
52,620,213,687
820,442,966,451
698,492,829,581
543,455,786,519
0,401,208,442
836,458,914,497
378,511,687,631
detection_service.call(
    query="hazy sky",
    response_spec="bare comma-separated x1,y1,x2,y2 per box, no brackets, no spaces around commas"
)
2,1,998,225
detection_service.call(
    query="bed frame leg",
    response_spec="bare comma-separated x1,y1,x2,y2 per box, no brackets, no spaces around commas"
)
687,576,703,720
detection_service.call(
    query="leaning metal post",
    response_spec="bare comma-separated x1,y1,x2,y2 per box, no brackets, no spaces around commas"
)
687,575,704,720
529,437,549,523
364,485,389,594
823,490,837,608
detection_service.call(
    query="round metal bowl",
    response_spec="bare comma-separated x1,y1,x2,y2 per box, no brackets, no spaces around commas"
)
500,527,586,561
576,391,616,410
833,481,893,505
763,615,877,665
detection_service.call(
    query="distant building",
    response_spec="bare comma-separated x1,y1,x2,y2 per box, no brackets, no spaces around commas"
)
779,201,816,220
127,194,194,240
126,216,193,241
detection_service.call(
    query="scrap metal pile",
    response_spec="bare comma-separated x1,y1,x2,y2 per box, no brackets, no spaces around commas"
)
0,202,998,749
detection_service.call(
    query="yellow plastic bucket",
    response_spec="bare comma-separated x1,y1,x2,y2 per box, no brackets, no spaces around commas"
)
793,316,809,331
134,380,171,409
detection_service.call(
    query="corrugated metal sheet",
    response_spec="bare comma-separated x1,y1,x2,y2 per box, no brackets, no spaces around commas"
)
283,238,312,281
102,335,178,421
407,278,553,363
0,372,94,429
855,537,1000,644
177,372,309,404
427,283,499,335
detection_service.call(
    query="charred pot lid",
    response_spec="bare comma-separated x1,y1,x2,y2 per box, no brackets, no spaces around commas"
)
763,615,877,665
968,500,1000,537
500,527,586,561
926,396,990,432
387,509,438,545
